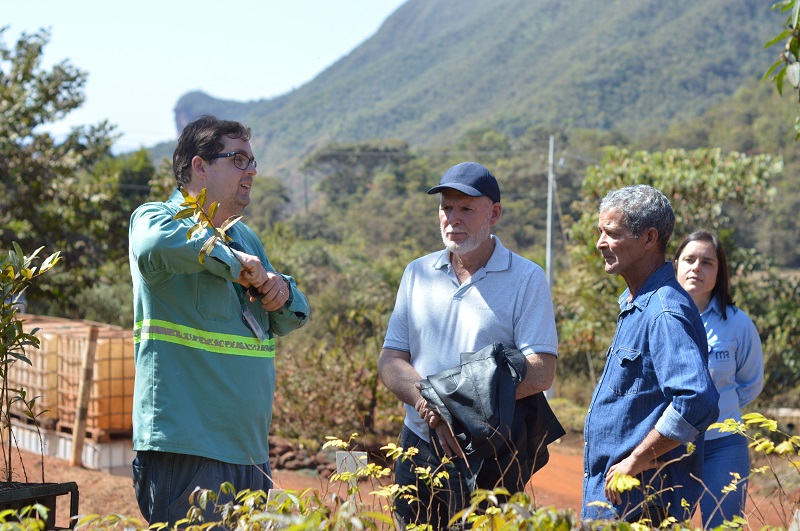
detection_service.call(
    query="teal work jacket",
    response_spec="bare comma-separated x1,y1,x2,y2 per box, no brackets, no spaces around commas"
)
129,189,309,464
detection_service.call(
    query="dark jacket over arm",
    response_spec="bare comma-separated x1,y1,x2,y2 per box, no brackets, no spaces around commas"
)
419,343,565,493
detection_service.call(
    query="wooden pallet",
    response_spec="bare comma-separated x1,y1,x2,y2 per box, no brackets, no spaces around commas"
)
54,421,131,444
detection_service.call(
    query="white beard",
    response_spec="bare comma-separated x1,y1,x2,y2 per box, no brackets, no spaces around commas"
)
441,218,492,255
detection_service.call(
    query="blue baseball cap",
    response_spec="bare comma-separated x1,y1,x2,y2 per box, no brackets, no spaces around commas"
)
427,162,501,203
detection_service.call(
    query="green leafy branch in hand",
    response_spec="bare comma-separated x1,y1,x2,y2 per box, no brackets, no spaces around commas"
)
173,187,244,265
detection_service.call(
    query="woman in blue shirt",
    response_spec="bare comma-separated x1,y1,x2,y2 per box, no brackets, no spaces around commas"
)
673,230,764,528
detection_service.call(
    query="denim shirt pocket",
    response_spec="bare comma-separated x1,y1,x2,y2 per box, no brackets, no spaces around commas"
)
607,347,643,396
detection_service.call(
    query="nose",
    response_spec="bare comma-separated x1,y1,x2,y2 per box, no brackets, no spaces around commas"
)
596,233,606,249
444,210,460,226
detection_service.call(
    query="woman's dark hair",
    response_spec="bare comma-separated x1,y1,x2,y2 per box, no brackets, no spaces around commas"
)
672,230,734,319
172,115,251,187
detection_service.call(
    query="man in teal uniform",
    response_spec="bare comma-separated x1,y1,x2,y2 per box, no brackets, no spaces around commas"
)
129,115,309,525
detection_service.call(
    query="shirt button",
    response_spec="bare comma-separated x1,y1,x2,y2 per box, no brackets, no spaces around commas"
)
584,472,589,478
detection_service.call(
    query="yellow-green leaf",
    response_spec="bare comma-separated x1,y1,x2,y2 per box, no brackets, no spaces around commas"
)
220,215,243,232
207,201,219,221
775,440,797,455
607,471,640,493
186,224,204,241
753,439,775,453
200,236,218,257
174,208,196,220
39,252,61,273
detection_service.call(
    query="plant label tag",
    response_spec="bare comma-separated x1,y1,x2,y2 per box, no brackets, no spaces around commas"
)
241,305,267,342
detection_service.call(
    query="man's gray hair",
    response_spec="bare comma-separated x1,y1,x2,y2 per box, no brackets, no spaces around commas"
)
599,185,675,253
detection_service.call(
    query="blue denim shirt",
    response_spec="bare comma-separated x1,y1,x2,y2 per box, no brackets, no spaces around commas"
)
582,263,719,521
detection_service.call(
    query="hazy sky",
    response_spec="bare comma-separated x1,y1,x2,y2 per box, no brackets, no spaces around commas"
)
4,0,407,152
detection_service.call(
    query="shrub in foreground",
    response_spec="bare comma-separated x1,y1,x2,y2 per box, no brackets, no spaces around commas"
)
2,413,797,530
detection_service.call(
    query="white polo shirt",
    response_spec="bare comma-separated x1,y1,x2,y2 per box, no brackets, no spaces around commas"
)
383,236,558,441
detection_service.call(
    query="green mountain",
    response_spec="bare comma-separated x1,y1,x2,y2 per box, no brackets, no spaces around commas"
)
171,0,781,173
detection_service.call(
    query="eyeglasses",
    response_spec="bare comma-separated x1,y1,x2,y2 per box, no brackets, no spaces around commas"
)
209,151,257,170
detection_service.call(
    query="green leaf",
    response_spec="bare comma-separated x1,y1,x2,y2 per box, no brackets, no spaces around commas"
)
754,439,775,453
763,59,785,80
774,440,797,454
11,242,24,265
173,208,196,220
207,201,219,221
765,29,792,48
186,224,204,241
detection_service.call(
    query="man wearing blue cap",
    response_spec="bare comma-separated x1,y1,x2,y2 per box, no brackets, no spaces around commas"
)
378,162,559,529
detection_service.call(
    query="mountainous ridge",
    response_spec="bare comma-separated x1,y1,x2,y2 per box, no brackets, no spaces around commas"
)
168,0,782,173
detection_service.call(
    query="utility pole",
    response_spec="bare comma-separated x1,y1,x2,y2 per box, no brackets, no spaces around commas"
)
546,136,554,287
545,135,556,400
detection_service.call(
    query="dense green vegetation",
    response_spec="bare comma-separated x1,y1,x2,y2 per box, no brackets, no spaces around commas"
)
3,7,799,446
3,5,800,530
164,0,800,266
173,0,781,175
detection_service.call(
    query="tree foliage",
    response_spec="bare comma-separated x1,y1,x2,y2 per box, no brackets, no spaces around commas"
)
555,147,797,403
4,20,800,453
0,29,154,317
764,0,800,139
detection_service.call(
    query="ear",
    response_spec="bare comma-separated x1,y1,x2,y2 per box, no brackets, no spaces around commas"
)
489,202,503,226
191,155,205,176
642,227,660,250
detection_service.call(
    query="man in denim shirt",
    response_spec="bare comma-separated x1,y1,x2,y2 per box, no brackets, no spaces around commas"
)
582,185,719,525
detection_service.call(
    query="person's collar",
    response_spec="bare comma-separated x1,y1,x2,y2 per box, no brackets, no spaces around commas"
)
619,262,675,309
705,294,723,316
167,187,184,205
484,235,511,272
